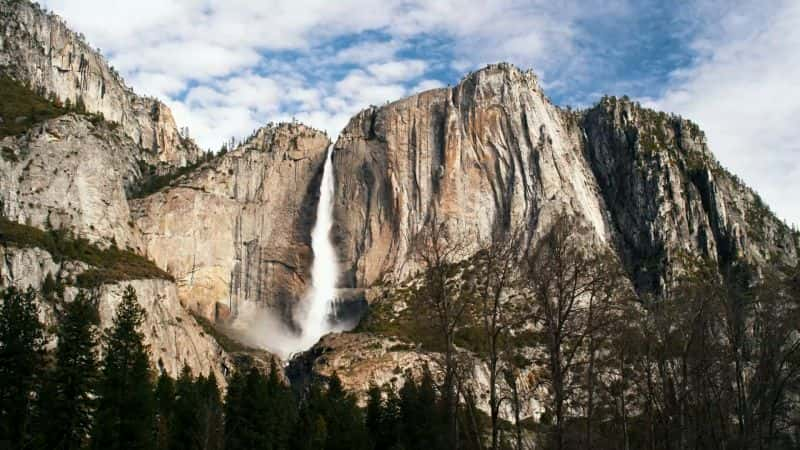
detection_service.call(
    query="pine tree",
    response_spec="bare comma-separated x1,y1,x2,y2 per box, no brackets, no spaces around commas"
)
365,385,384,448
0,287,46,448
39,291,100,450
169,365,202,450
265,362,296,450
223,370,247,450
154,371,175,450
91,285,155,450
320,373,369,450
197,373,224,450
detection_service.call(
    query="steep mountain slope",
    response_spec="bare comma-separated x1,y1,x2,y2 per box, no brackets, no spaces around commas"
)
309,63,799,412
1,114,148,250
0,0,199,167
0,0,230,380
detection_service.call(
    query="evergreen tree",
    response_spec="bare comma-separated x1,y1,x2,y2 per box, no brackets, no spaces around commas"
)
223,370,246,450
39,291,100,450
365,385,384,448
91,285,155,450
264,362,296,450
319,373,369,450
154,370,176,450
197,373,224,450
0,287,46,448
169,365,202,450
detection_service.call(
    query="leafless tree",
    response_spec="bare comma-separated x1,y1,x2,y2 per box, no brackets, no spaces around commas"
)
408,214,471,449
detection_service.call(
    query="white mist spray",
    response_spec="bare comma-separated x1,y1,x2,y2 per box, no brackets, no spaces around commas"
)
297,144,338,348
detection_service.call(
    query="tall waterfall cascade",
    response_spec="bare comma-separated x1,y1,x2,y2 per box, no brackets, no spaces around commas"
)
226,144,350,359
296,144,339,348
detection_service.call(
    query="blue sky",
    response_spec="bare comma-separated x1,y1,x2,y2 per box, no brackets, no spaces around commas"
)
41,0,800,226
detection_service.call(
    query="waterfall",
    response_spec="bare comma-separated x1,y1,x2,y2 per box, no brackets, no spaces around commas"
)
297,144,338,348
227,144,344,359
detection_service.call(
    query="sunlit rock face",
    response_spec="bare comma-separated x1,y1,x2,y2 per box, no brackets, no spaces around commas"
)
132,124,331,323
332,63,611,289
0,1,200,167
332,63,798,296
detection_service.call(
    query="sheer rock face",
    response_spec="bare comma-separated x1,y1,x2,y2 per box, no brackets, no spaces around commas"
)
333,63,798,296
0,244,231,383
0,114,146,250
132,124,331,322
333,63,611,288
0,1,200,167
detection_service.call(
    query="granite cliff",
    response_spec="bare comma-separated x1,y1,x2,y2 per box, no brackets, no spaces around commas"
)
132,123,330,323
331,63,798,297
2,1,799,408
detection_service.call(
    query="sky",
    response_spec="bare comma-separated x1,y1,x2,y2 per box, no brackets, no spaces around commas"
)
40,0,800,226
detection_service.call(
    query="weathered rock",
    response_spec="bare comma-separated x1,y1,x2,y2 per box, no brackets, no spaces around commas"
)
333,63,611,288
132,123,330,322
291,332,544,420
84,278,231,383
0,114,146,249
0,0,199,167
582,96,799,293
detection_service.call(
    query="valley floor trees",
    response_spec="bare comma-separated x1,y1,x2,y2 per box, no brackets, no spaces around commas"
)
1,215,799,450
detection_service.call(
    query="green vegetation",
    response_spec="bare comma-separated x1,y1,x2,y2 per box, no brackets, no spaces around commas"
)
91,285,156,449
0,75,69,138
0,75,118,141
131,151,216,199
37,291,99,450
0,216,172,287
0,287,46,447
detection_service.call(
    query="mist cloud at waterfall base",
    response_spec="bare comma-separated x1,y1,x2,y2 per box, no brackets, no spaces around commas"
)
223,302,306,359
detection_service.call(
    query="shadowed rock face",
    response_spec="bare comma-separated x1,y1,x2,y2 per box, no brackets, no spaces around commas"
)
332,63,798,296
133,124,331,322
0,1,200,167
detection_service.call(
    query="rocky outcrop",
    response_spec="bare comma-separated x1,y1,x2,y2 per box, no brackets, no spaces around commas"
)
132,123,330,322
290,332,543,420
333,63,798,296
0,114,148,250
0,0,200,167
0,244,230,382
582,97,799,293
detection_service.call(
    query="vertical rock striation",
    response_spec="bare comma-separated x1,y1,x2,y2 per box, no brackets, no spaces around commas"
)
333,63,798,296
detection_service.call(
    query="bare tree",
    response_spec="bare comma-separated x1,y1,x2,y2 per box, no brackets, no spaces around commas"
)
409,215,470,449
519,214,623,450
461,227,525,450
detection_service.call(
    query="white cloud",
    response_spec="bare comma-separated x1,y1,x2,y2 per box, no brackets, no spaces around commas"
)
650,0,800,225
367,60,427,82
412,79,446,92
